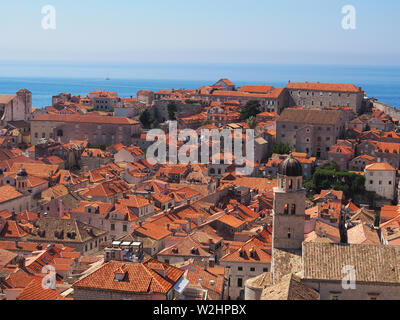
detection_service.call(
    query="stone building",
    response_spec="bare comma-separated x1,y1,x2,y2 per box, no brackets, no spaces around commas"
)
220,238,271,300
245,155,400,300
348,155,375,172
30,114,141,146
285,82,364,114
276,109,345,159
137,90,154,106
272,156,305,252
0,89,32,125
364,162,396,201
25,217,109,256
301,242,400,300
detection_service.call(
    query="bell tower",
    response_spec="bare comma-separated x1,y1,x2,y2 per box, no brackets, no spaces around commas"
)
15,168,28,194
272,155,305,251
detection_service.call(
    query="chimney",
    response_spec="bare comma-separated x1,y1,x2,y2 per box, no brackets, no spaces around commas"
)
210,280,215,289
208,258,215,268
58,200,64,218
17,255,26,270
339,211,348,244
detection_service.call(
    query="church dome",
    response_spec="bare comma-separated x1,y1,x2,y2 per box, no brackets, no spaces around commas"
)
16,168,28,177
278,155,303,177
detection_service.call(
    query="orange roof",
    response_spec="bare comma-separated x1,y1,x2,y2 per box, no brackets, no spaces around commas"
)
286,82,361,93
220,175,278,193
73,259,184,294
16,279,66,300
220,237,271,263
158,236,211,258
182,263,224,294
0,185,23,203
376,142,400,154
239,85,274,94
381,205,400,221
117,194,151,208
82,179,131,197
0,248,17,267
32,114,139,125
217,214,246,229
134,222,172,241
365,162,396,171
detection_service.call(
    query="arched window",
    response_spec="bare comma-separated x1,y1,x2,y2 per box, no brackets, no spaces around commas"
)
288,228,291,239
288,179,293,190
284,204,289,215
291,204,296,215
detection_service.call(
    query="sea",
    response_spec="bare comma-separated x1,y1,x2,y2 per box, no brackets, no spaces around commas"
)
0,61,399,109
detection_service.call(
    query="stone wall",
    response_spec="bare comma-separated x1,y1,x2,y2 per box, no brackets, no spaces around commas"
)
374,101,400,120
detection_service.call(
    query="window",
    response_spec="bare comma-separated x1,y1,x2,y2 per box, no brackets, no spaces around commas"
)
123,225,127,232
370,180,373,185
111,224,115,231
250,267,256,272
389,181,392,185
263,268,268,272
165,259,170,264
288,228,291,239
284,204,289,215
291,204,296,215
237,278,243,287
238,266,243,271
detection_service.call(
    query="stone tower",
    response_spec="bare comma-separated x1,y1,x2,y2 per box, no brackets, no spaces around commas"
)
272,155,305,251
15,168,28,193
16,89,32,121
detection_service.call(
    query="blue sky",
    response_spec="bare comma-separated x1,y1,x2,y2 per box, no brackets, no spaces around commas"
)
0,0,399,65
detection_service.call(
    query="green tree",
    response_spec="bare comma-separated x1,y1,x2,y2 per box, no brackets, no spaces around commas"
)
310,166,365,198
139,109,153,129
202,120,211,126
240,100,261,120
167,102,178,120
246,116,258,129
270,142,291,155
